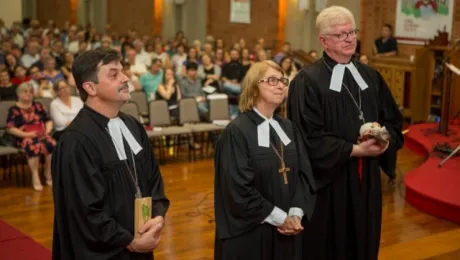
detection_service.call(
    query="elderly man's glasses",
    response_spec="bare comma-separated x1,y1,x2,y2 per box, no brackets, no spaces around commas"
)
259,77,289,86
325,29,359,41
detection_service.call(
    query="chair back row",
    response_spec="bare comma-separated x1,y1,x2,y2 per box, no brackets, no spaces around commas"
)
123,97,230,126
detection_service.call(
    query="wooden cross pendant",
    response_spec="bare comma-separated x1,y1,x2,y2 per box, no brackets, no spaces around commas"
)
278,161,290,184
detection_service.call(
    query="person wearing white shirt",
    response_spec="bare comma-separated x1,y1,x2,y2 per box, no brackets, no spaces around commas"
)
134,40,151,67
50,79,83,140
125,48,147,76
21,41,41,69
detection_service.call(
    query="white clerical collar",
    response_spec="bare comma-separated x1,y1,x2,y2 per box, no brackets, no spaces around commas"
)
253,107,291,148
107,117,143,160
329,62,368,92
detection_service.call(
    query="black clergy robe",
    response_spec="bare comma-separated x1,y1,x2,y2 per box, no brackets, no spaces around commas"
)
214,110,317,260
51,105,170,260
287,52,404,260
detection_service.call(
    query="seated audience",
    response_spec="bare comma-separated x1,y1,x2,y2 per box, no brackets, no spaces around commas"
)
11,65,31,85
125,48,147,76
5,53,18,78
241,48,253,74
309,50,318,59
197,53,221,91
134,39,151,67
121,61,142,92
179,62,208,117
179,47,200,77
157,68,182,119
21,41,41,69
139,58,164,101
374,24,398,57
0,69,17,100
60,52,74,79
215,48,225,67
7,83,55,191
38,77,55,98
42,56,64,83
31,47,53,71
274,42,292,63
279,56,298,82
49,79,83,140
222,49,245,95
151,42,170,65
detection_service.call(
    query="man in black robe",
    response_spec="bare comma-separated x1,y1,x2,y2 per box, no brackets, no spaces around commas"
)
214,61,316,260
51,49,170,260
287,6,404,260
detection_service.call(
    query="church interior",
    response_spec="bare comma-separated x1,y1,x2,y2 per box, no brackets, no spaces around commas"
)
0,0,460,259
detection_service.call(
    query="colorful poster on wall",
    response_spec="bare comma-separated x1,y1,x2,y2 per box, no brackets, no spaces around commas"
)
395,0,454,45
230,0,251,24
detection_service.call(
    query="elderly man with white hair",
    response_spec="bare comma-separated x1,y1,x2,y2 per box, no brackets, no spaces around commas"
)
287,6,404,260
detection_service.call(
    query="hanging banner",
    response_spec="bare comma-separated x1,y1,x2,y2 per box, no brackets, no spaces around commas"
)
230,0,251,24
395,0,454,45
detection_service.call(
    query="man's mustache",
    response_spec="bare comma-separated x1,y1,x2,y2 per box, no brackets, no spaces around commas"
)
118,83,129,91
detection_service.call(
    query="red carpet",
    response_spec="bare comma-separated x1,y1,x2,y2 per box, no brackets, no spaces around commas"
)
0,219,51,260
404,123,460,224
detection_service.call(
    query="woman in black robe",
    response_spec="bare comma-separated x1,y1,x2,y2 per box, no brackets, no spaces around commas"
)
214,60,316,260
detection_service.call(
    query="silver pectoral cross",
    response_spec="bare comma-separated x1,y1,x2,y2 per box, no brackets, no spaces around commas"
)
359,111,365,123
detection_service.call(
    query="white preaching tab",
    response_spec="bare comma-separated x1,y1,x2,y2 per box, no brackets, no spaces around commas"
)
107,117,143,160
253,107,291,148
329,62,368,92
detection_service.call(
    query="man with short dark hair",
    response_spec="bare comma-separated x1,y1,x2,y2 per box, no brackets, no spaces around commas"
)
51,49,170,260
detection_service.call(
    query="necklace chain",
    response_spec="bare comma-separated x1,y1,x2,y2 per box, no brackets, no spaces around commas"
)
321,58,365,124
106,128,142,198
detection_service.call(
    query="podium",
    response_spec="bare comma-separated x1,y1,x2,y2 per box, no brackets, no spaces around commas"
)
439,46,460,135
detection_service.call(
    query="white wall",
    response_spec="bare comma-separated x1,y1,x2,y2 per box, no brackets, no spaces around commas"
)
0,0,23,27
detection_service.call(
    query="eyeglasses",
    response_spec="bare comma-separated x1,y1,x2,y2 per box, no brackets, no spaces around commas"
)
325,29,360,41
259,76,289,86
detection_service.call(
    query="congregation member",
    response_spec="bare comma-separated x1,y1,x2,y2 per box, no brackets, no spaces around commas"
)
49,79,84,140
287,6,404,260
7,83,55,191
214,60,316,260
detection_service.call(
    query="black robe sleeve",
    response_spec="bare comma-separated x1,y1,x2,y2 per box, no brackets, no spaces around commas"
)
138,121,170,217
287,72,354,183
214,124,275,238
56,133,134,253
291,125,317,222
376,72,404,179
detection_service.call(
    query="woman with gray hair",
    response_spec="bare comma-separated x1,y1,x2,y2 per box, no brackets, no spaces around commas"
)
6,82,56,191
287,6,404,260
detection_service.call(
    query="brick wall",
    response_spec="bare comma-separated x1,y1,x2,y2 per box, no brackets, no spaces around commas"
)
106,0,154,36
207,0,279,50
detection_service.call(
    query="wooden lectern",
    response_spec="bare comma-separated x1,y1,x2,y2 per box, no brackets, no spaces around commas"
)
439,43,460,135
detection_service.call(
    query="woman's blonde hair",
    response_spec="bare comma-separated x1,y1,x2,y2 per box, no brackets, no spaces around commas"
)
316,6,356,35
16,82,33,95
239,60,284,112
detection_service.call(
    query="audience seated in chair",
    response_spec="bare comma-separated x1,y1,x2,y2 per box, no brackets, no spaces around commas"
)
49,79,83,140
0,69,18,101
156,68,182,119
197,54,221,91
139,58,163,101
179,62,208,118
6,83,55,191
